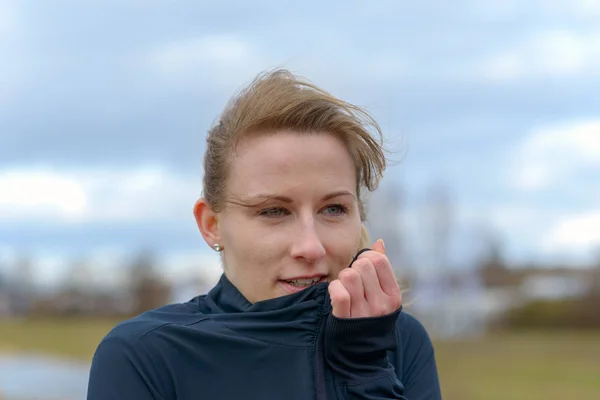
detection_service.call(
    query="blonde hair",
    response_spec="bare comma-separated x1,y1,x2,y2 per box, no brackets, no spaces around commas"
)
203,69,386,242
359,225,371,249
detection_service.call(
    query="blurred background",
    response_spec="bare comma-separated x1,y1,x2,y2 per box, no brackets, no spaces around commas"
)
1,0,599,399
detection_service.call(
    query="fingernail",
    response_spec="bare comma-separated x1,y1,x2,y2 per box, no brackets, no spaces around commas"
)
379,238,385,250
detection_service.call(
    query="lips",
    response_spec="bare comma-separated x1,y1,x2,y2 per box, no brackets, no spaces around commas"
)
279,275,326,294
286,277,322,286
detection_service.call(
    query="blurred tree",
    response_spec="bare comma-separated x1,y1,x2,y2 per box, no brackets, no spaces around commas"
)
365,182,413,287
500,296,600,330
590,247,600,296
56,255,94,315
128,249,172,315
15,253,35,290
478,234,507,285
476,233,523,288
65,255,93,292
13,253,35,315
422,182,454,273
416,182,458,338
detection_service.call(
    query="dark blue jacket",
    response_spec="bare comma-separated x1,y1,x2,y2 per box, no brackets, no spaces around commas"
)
87,274,441,399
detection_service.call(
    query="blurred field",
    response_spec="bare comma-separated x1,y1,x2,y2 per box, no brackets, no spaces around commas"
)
0,317,119,362
1,318,599,399
435,331,600,400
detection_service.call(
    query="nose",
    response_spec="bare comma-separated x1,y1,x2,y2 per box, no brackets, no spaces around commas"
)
290,217,326,263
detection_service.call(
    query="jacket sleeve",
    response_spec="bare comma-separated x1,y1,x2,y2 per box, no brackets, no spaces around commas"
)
395,313,442,400
324,308,407,399
324,308,442,400
87,335,168,400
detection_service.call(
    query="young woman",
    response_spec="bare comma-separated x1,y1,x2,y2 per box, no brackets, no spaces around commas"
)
87,69,442,399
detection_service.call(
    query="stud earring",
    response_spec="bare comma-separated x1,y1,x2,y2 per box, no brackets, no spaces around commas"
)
212,243,223,252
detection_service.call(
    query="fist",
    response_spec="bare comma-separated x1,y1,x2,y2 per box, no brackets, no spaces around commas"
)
329,239,402,318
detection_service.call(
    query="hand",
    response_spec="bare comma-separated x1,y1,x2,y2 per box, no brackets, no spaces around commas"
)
329,239,402,318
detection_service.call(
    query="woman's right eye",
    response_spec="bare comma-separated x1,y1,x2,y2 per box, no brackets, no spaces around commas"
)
258,207,290,218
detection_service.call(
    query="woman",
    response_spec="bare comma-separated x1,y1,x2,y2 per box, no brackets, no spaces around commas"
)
87,69,442,399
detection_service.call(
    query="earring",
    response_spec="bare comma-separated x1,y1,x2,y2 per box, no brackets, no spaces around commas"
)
212,243,223,252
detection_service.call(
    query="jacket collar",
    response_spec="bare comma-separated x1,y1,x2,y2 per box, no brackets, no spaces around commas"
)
206,273,330,314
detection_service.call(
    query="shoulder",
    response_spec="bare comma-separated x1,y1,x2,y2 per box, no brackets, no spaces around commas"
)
88,302,205,399
394,309,436,362
98,298,209,351
90,300,208,380
392,310,442,397
396,310,432,341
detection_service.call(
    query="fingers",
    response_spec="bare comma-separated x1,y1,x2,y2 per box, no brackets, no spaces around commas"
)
353,258,400,316
371,238,386,255
338,268,364,301
358,241,400,298
352,259,380,303
374,258,401,298
331,238,401,319
329,279,351,318
339,268,369,317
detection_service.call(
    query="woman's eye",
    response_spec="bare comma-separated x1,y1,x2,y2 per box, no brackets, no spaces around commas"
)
323,204,348,216
258,207,290,218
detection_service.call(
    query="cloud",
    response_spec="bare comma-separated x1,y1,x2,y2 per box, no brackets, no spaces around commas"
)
569,0,600,15
468,0,600,19
150,34,265,89
478,29,600,81
0,169,87,221
541,210,600,254
455,204,600,266
0,165,202,224
511,119,600,190
538,0,600,16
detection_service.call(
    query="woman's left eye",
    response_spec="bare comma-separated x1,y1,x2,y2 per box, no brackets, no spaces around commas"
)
322,204,348,216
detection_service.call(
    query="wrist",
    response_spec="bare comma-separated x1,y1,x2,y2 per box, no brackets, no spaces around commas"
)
324,307,402,381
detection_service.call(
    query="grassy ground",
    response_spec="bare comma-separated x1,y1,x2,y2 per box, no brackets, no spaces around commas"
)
1,317,599,399
435,330,600,400
0,316,120,362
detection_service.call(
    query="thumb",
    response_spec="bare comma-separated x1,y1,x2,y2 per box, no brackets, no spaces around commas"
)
371,238,386,255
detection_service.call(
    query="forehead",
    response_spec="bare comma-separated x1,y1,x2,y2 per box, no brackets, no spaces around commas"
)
228,131,357,195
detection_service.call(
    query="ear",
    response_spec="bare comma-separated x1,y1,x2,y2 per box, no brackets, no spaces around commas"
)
193,198,221,249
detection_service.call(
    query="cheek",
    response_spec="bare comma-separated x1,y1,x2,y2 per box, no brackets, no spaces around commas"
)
324,222,362,271
221,219,280,268
220,211,259,246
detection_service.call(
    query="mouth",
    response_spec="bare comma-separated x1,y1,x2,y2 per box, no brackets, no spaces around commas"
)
280,276,327,294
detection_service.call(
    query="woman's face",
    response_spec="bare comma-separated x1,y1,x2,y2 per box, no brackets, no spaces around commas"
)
197,131,363,303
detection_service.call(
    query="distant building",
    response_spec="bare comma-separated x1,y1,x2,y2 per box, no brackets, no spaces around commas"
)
409,265,597,338
520,274,591,300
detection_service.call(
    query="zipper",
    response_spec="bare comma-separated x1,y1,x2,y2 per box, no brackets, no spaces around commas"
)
313,286,330,400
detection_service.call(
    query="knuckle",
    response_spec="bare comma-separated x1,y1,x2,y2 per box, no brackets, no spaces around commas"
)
354,259,374,273
354,306,369,318
371,303,386,316
372,254,390,269
360,251,386,265
339,268,360,285
332,290,350,306
390,294,402,310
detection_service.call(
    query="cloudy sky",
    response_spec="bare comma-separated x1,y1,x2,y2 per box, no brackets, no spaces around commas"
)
1,0,599,286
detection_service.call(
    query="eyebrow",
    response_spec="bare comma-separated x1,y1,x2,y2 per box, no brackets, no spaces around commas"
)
247,190,356,204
